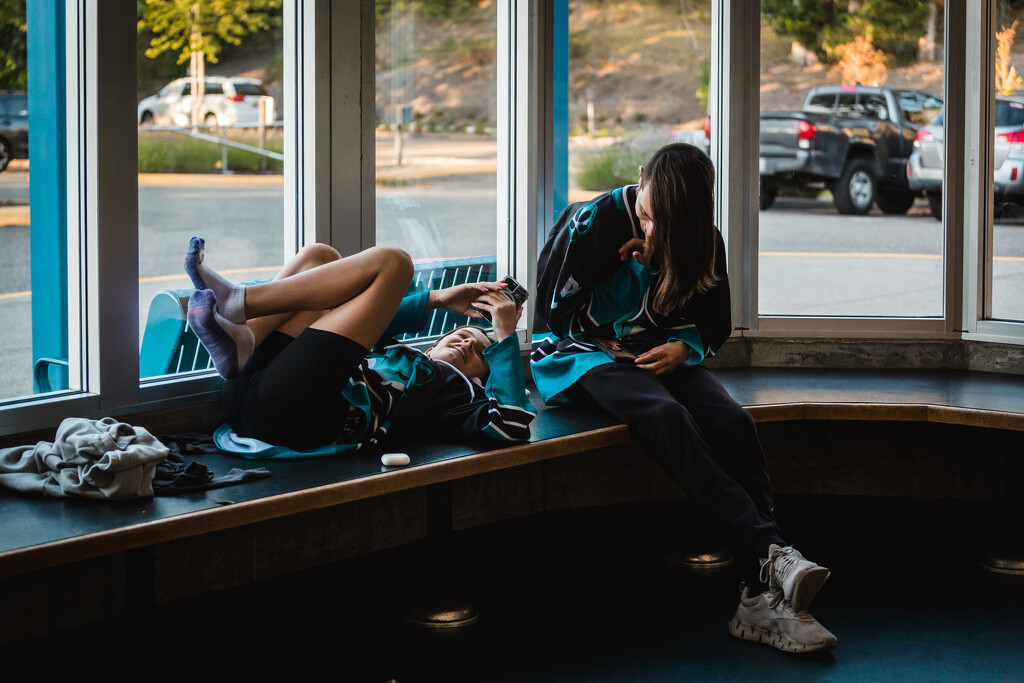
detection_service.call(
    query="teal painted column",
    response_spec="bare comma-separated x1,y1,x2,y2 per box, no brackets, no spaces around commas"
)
27,1,68,392
552,0,569,222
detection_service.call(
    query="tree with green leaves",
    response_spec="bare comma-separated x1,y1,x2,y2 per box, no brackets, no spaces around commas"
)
138,0,281,67
0,0,27,90
138,0,280,125
761,0,840,63
762,0,930,67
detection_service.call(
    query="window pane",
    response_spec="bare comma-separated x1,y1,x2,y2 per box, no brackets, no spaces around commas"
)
0,4,72,401
758,0,945,317
564,1,712,216
991,14,1024,322
137,6,286,380
375,2,498,270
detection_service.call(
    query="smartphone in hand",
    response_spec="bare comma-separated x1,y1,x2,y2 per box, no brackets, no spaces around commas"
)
476,276,529,321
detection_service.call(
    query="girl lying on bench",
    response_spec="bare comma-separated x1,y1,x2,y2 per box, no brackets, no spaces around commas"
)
184,239,534,453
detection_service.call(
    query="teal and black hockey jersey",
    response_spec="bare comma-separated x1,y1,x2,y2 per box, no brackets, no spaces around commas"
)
531,184,731,405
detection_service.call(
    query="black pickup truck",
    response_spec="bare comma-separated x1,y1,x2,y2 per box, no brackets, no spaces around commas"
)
759,85,943,215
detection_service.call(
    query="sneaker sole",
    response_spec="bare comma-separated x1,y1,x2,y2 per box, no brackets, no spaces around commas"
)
788,566,831,613
728,616,837,654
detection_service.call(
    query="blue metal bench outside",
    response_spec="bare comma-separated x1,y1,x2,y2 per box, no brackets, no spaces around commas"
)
33,255,498,391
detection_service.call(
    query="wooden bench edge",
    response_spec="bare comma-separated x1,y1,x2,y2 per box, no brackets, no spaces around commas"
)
744,402,1024,431
0,424,631,579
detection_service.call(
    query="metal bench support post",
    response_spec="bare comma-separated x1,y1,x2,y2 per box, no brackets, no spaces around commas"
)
403,482,479,630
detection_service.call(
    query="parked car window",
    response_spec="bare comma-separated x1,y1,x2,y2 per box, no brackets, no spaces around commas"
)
836,92,857,115
806,92,835,112
233,83,268,97
0,95,27,118
898,92,928,125
205,82,224,95
995,99,1024,127
859,93,889,120
921,94,943,122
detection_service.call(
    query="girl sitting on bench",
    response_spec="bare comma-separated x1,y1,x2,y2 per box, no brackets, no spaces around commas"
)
531,143,836,653
185,238,534,453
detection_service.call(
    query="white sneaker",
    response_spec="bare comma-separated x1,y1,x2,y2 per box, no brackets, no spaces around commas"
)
728,584,837,654
760,544,830,612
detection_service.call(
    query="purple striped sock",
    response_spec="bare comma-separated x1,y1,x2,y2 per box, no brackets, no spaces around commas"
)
184,236,207,290
187,289,254,380
184,236,247,323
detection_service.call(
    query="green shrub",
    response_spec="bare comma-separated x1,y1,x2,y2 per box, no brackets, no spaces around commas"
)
575,143,656,192
138,131,284,174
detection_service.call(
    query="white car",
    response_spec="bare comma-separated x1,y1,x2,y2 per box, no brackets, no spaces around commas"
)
909,96,1024,219
137,76,275,127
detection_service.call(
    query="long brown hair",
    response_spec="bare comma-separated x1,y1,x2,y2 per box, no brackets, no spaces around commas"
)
639,142,718,315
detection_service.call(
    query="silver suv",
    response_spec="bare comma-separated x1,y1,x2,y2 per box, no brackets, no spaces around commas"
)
908,97,1024,219
0,92,29,172
137,76,275,127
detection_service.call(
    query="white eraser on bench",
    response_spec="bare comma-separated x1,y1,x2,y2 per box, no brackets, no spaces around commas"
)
381,453,410,467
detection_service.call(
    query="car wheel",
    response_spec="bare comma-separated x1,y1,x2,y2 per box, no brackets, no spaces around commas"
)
204,112,219,126
759,186,778,211
833,158,876,215
140,111,154,125
0,138,10,172
926,192,942,221
875,190,916,215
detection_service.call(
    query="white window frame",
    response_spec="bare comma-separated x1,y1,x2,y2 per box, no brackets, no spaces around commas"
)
711,0,1024,346
499,0,544,343
962,0,1024,343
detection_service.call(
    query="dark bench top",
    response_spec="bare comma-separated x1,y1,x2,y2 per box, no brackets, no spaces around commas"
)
2,367,1023,579
717,367,1024,431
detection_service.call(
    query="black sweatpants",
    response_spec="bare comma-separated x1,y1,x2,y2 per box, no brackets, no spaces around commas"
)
567,362,785,575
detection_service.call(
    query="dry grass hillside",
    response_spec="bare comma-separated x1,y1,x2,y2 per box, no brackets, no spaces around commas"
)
372,1,1024,133
192,1,1024,132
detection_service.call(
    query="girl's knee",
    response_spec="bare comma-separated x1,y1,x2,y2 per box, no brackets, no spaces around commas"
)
645,397,691,426
366,246,414,287
297,243,341,269
711,406,759,447
375,246,414,276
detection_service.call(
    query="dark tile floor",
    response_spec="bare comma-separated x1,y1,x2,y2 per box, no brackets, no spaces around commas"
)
10,496,1024,682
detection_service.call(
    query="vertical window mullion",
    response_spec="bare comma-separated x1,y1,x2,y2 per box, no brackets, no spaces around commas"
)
960,0,995,332
944,0,967,333
86,0,139,411
714,0,760,333
497,0,515,295
332,0,375,255
515,0,542,337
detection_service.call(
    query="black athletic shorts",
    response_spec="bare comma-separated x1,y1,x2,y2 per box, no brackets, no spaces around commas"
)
222,329,369,451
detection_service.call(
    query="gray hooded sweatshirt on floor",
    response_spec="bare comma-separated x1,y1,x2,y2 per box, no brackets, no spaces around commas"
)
0,417,168,499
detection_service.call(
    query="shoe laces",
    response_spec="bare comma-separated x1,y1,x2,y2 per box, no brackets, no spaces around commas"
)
764,586,814,619
759,545,801,586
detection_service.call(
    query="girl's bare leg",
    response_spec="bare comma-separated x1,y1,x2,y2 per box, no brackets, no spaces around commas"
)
241,246,413,350
187,241,413,378
304,248,413,350
245,243,343,347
